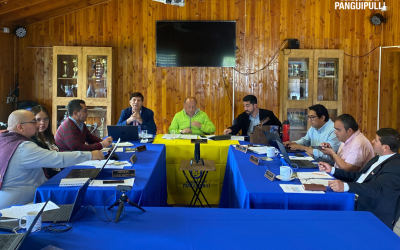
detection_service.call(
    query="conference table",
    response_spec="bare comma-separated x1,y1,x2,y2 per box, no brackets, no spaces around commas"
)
153,135,237,205
219,145,355,210
15,207,400,250
34,143,168,207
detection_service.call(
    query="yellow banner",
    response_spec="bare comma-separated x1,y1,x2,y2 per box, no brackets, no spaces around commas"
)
154,135,238,205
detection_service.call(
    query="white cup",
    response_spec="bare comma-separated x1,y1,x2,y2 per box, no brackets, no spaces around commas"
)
19,211,42,233
280,166,293,180
267,146,279,158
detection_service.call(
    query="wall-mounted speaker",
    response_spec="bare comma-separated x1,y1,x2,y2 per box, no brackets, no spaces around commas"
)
288,39,300,49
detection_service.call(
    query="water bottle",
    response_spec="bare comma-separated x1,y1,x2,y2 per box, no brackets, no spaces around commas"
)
282,120,290,142
138,124,142,138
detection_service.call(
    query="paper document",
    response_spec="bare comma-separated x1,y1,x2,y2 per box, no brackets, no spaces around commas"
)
296,172,333,180
162,134,179,140
90,178,135,187
114,142,134,147
75,160,115,168
231,136,245,141
179,135,198,139
106,161,131,168
289,156,314,161
300,179,331,186
279,184,325,194
60,178,90,187
0,201,60,219
248,146,269,155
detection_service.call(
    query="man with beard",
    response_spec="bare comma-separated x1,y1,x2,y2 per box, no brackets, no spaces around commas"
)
223,95,281,136
0,110,103,209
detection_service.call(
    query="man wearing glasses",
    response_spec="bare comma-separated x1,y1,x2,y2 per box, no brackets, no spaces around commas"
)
0,110,104,209
283,104,340,164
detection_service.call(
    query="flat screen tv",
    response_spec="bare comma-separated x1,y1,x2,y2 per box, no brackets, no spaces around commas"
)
156,21,236,67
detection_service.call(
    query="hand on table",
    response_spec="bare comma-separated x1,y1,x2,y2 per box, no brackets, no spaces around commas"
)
91,150,105,160
328,180,344,192
318,161,333,173
181,128,192,134
102,136,113,147
223,128,232,135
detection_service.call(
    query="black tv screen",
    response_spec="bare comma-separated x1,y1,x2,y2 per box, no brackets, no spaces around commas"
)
156,21,236,67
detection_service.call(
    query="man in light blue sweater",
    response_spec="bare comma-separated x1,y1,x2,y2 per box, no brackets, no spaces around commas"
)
283,104,340,165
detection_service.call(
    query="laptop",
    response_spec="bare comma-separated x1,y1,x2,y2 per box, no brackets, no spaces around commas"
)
276,140,318,168
107,125,139,141
42,180,90,223
0,199,49,250
262,131,304,153
65,138,121,179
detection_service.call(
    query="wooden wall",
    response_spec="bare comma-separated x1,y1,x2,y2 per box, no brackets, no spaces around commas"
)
2,0,399,139
0,33,15,124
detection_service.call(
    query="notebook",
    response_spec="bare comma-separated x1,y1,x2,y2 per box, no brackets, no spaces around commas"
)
65,138,121,179
42,180,90,223
0,199,49,250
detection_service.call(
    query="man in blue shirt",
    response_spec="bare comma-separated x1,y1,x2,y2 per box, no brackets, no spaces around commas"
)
283,104,340,164
117,92,157,134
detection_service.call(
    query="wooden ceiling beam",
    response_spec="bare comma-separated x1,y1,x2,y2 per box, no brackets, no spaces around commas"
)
10,0,111,26
0,0,86,24
0,0,49,15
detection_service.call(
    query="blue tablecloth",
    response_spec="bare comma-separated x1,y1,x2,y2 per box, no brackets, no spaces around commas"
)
34,143,168,207
17,207,400,250
219,146,355,210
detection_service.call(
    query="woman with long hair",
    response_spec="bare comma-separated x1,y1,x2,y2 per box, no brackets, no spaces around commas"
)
30,105,61,178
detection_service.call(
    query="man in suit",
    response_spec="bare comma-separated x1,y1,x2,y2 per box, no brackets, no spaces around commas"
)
319,128,400,229
223,95,281,136
117,92,157,134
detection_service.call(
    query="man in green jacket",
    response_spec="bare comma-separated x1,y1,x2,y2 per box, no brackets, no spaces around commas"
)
168,97,216,135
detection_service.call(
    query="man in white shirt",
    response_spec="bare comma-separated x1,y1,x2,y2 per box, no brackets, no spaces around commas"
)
319,128,400,229
0,110,104,209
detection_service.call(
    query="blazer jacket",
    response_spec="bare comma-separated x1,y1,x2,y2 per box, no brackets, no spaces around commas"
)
116,106,157,135
333,153,400,229
228,108,282,136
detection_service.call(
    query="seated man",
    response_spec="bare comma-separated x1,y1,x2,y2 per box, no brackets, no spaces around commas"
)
0,110,104,209
319,128,400,229
168,97,215,135
283,104,340,165
223,95,281,136
55,99,113,151
319,114,375,171
116,92,157,134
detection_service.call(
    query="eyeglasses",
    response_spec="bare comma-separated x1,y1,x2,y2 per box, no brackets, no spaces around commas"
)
307,115,318,120
36,117,49,122
20,120,38,125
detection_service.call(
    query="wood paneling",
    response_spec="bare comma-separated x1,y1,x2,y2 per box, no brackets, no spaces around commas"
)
0,0,398,139
0,33,15,124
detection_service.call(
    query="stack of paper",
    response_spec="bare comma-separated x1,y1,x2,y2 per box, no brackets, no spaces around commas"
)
76,160,115,168
296,171,334,186
279,184,325,194
60,178,89,187
0,202,60,219
248,146,269,155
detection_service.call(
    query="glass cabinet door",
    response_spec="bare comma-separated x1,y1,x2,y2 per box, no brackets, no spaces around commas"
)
287,58,309,101
56,55,79,98
86,55,108,99
86,106,108,138
317,58,339,101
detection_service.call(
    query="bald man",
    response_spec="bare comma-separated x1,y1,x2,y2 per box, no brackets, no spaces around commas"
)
168,97,216,135
0,110,104,209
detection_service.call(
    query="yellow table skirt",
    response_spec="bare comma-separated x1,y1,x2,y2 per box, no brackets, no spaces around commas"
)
153,135,238,205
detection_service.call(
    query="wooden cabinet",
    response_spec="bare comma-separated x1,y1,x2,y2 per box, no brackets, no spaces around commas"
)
280,49,343,141
52,46,112,138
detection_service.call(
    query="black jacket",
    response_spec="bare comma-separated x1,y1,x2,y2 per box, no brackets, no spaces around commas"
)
228,108,282,136
333,153,400,229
